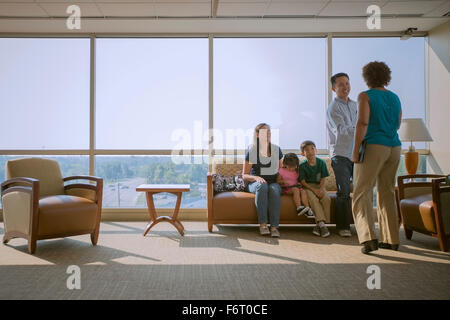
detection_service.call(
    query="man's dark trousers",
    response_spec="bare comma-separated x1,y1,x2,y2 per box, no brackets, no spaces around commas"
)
331,156,353,231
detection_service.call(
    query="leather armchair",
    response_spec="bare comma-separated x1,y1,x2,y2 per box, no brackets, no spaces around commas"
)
397,174,450,252
1,158,103,254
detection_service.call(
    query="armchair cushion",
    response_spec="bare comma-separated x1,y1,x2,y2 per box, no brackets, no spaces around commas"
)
6,158,64,197
38,195,97,237
400,194,436,234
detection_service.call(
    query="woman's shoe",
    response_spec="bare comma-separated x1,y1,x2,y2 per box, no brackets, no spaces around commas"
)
361,239,379,254
259,226,270,236
270,228,280,238
379,242,399,251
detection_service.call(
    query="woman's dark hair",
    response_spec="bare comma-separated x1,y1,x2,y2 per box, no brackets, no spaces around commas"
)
362,61,391,88
282,153,299,170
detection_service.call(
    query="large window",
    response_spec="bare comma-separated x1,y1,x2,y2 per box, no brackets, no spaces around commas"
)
96,38,209,150
0,38,90,150
0,35,431,210
214,38,328,150
332,37,426,149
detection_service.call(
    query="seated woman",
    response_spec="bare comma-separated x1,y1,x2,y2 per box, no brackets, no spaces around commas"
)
243,123,283,238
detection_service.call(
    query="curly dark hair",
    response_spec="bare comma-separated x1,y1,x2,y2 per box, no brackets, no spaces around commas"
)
362,61,391,88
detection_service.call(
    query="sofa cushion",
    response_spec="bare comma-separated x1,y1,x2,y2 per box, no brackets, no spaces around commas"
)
400,194,436,234
213,191,341,223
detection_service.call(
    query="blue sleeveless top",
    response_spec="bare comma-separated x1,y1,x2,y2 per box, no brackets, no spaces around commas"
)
364,88,402,147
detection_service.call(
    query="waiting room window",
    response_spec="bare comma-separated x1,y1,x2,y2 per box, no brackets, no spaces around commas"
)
332,37,426,149
0,38,90,150
95,38,209,150
213,38,328,151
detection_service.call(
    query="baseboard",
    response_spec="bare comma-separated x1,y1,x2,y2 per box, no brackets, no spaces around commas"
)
100,209,208,221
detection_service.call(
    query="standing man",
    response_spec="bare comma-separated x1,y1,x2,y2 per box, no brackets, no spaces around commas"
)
327,73,357,237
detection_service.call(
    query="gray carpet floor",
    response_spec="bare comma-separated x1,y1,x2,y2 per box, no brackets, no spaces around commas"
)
0,221,449,300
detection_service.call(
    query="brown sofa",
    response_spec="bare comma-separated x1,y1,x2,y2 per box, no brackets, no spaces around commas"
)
207,156,353,232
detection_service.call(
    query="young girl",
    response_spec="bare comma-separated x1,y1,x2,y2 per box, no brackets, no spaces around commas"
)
277,153,315,218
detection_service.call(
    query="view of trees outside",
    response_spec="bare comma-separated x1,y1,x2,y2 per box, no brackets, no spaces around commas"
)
95,156,208,208
0,154,427,209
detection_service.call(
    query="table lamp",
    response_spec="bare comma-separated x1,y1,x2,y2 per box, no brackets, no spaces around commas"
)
398,118,433,174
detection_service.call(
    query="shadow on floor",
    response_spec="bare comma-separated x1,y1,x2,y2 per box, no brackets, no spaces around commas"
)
4,237,161,265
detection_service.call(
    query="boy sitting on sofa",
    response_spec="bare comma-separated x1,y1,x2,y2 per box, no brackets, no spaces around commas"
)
298,140,332,238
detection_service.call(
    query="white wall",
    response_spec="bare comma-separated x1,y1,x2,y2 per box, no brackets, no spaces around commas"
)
428,21,450,174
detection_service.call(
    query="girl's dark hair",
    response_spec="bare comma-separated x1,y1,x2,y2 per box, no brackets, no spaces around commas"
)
283,153,299,170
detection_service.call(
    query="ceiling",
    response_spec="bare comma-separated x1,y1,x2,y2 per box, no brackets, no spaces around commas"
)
0,0,448,19
0,0,449,33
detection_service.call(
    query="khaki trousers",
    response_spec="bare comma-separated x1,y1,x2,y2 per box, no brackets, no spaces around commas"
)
305,183,331,223
352,144,401,244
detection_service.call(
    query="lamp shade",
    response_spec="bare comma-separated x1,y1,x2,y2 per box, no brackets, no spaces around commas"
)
398,118,433,142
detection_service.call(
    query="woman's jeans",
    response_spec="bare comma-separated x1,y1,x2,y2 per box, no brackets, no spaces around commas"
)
247,181,282,228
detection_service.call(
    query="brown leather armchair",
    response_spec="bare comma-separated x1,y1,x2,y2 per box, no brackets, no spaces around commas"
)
397,174,450,252
1,158,103,254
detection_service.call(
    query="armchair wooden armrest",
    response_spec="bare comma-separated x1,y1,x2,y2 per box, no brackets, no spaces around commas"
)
1,177,39,194
207,173,214,232
397,174,445,200
63,175,103,202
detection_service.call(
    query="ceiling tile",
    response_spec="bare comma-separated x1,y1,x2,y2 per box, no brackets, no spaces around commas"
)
266,1,328,16
0,3,48,16
423,0,450,17
155,3,211,16
381,1,446,15
219,0,268,2
40,3,103,17
217,3,268,16
97,3,156,16
319,1,386,16
0,0,35,2
35,0,94,2
93,0,210,3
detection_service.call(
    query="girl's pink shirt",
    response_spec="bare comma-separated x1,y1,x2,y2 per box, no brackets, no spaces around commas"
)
278,167,299,186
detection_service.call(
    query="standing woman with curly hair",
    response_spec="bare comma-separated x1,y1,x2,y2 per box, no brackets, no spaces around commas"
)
351,61,402,254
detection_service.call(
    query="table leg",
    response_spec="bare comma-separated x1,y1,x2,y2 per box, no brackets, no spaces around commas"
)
143,191,185,236
171,192,185,236
143,192,158,236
